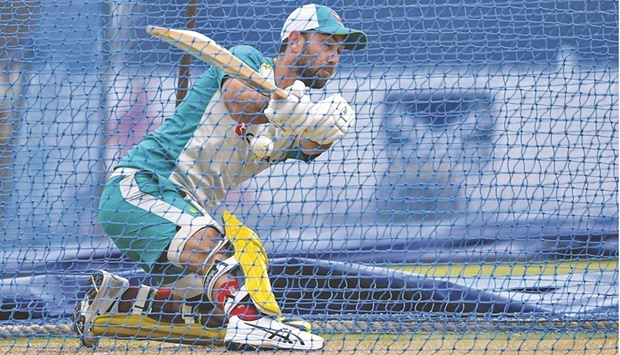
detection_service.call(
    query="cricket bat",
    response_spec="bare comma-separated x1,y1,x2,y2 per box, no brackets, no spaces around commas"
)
146,25,278,158
146,25,287,100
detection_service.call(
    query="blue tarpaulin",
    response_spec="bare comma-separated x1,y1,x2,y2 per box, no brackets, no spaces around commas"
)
1,218,616,325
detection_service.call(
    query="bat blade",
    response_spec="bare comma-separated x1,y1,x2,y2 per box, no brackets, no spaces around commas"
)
146,25,286,99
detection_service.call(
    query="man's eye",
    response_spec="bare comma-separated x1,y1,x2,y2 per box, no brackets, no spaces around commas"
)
329,43,342,54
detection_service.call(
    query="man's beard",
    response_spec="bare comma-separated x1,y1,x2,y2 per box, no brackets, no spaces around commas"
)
299,68,330,89
295,51,332,89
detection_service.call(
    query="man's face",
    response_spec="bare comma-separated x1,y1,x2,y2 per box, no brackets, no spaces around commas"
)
294,32,345,89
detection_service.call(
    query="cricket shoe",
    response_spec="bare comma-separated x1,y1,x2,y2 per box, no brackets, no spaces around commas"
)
225,315,325,350
73,270,130,347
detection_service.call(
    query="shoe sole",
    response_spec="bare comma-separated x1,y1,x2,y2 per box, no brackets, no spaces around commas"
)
225,342,258,351
225,338,322,351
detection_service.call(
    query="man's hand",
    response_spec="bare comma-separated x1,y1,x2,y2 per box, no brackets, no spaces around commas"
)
264,81,356,145
302,94,356,145
264,80,314,136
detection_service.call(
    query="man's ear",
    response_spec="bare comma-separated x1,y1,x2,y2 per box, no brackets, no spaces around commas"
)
287,31,305,53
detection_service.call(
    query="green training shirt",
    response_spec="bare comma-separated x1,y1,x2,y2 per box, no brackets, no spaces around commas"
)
116,45,316,209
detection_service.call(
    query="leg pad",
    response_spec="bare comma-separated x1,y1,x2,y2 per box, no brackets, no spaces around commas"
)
92,314,226,346
222,211,281,317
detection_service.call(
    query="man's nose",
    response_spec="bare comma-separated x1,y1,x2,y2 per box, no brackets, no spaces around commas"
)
328,52,340,65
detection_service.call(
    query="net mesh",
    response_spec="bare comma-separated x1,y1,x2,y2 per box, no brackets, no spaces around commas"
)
0,0,617,353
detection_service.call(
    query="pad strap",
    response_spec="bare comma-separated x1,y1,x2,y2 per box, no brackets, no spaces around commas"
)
203,256,239,303
130,285,154,315
202,238,232,272
180,303,196,324
223,285,250,315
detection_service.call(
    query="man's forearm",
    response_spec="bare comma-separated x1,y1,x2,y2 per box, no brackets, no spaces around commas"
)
221,77,270,124
299,137,333,155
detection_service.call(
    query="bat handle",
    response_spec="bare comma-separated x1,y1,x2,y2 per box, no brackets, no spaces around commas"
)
271,88,288,100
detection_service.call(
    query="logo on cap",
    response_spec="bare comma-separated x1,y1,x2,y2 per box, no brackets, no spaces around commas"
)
330,10,344,25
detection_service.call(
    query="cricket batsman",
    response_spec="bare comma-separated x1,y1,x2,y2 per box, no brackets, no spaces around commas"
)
74,4,367,350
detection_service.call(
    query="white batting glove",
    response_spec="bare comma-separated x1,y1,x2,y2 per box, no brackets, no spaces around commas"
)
264,80,314,136
303,94,356,145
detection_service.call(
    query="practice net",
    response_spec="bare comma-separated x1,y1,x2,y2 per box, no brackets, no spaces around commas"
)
0,1,617,354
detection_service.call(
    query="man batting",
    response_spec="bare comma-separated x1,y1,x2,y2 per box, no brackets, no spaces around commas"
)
74,4,367,351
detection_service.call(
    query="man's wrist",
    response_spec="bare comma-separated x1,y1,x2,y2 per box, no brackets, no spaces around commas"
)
299,137,333,155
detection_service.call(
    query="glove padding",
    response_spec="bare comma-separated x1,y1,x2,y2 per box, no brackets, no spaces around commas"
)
264,80,314,136
302,94,356,145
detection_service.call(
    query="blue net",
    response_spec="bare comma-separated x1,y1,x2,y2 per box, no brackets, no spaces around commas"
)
0,0,617,353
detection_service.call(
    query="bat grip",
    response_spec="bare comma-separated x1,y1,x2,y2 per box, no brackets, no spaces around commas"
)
271,88,288,100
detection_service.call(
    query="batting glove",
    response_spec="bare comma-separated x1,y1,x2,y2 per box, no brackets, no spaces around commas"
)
303,94,356,145
264,80,314,136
